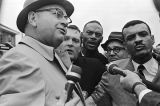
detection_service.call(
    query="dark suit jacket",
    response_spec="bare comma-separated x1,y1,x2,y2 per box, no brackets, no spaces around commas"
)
79,50,108,65
140,91,160,106
74,56,112,106
74,56,106,95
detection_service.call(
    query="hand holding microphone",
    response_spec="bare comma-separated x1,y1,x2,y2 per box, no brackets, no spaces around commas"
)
106,63,126,77
56,90,80,106
65,65,82,102
119,69,144,93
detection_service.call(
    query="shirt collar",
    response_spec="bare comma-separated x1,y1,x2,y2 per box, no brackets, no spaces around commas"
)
19,36,54,61
80,51,84,56
132,57,158,74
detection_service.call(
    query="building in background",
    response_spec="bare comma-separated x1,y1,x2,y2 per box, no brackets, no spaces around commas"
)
0,23,19,57
0,23,19,46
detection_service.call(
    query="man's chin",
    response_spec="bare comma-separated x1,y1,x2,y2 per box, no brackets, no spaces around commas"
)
134,51,150,58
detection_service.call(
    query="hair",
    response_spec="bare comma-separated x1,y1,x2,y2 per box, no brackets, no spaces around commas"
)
110,31,123,35
156,43,160,47
153,0,160,12
67,25,83,46
67,25,81,33
83,20,102,31
122,20,151,40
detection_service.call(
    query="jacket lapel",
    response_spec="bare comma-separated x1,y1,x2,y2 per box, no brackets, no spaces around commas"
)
112,58,135,72
152,62,160,85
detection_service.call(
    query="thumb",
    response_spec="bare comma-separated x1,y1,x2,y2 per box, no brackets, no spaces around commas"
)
120,75,124,83
56,90,67,106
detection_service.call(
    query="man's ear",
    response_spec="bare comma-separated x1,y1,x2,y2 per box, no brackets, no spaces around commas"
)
151,34,155,45
28,11,37,27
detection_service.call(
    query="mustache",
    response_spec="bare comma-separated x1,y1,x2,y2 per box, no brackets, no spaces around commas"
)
135,41,144,46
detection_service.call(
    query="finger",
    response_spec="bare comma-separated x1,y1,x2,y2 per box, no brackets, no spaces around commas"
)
120,75,124,83
57,90,67,106
82,91,88,99
66,95,80,106
122,69,129,74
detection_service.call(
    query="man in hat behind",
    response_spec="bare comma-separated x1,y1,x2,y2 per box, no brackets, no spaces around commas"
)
101,31,130,62
0,0,80,105
90,32,135,106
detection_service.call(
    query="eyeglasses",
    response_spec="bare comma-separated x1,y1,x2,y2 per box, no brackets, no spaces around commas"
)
106,47,125,54
85,30,102,38
35,8,72,24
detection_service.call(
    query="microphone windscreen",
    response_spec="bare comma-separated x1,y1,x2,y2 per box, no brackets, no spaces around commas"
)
66,65,82,82
106,63,118,74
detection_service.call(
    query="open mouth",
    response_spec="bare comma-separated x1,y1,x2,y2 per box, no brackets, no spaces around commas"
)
66,49,73,54
109,58,118,61
87,42,97,47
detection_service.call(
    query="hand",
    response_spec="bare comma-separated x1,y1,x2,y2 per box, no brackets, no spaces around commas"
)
56,90,80,106
55,45,72,69
120,70,142,93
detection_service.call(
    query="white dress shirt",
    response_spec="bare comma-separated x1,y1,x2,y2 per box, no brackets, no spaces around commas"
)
132,57,158,82
132,57,158,103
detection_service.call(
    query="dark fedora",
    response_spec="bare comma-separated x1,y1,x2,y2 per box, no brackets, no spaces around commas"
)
16,0,74,33
101,31,124,50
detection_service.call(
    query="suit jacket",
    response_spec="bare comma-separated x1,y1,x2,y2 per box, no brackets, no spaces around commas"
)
110,57,160,106
113,58,160,86
0,36,67,106
74,57,112,106
140,91,160,106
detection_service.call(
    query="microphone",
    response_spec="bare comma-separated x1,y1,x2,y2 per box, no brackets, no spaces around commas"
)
106,63,160,93
106,63,126,77
65,65,82,102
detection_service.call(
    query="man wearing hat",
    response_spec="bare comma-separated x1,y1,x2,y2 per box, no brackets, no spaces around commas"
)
89,32,135,106
0,0,80,105
101,31,130,62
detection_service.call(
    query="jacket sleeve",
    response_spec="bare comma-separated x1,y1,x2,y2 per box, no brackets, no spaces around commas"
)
0,52,45,106
92,71,137,106
140,91,160,106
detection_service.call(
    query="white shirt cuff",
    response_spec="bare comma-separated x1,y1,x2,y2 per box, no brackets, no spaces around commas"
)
139,89,152,103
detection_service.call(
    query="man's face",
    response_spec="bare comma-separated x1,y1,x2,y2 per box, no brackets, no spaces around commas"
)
82,23,103,51
123,23,154,58
33,5,69,48
106,41,129,62
60,28,81,61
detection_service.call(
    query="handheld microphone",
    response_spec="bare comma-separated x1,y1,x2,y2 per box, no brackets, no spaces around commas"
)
65,65,82,102
106,63,126,77
106,63,160,93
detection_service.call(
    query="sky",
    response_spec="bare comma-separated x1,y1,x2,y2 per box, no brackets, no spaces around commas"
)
1,0,160,52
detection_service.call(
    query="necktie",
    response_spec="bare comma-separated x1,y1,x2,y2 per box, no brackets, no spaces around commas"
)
137,64,145,77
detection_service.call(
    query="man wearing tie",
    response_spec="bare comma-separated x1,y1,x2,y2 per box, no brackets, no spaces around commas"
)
120,69,160,106
86,20,160,106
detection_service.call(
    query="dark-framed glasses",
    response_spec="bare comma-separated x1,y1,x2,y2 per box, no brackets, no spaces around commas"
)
35,8,72,24
106,47,125,54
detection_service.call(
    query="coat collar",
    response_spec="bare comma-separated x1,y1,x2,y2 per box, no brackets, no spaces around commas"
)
19,36,54,61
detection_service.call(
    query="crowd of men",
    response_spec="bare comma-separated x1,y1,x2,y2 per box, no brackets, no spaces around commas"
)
0,0,160,106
